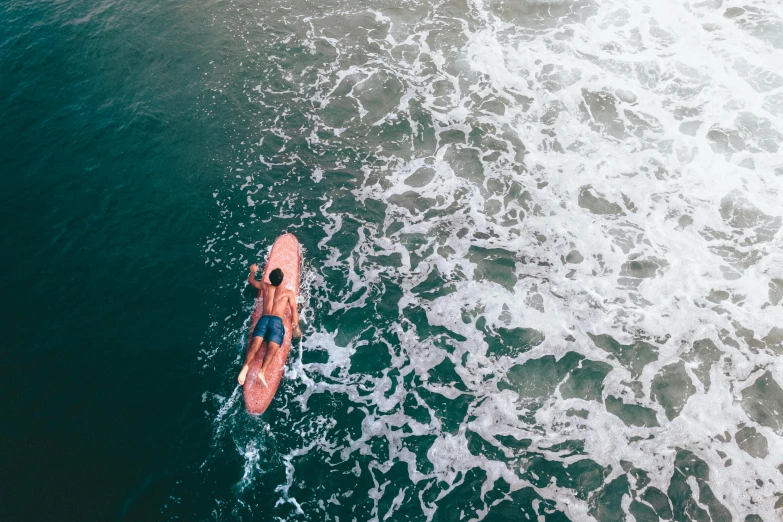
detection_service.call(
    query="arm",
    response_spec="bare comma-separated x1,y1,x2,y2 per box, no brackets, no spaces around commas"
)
247,264,265,290
289,291,302,337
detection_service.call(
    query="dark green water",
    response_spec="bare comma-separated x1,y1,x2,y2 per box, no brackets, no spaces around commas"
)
1,0,219,518
3,0,783,520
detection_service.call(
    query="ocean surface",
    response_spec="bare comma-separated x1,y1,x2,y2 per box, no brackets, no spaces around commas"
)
2,0,782,520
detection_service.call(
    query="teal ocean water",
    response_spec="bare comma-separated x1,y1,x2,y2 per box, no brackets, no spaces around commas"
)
2,0,783,520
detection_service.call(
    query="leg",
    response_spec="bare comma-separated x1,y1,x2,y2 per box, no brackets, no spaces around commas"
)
238,336,264,385
257,341,281,387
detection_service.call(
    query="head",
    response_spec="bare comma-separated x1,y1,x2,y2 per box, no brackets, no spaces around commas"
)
269,268,284,287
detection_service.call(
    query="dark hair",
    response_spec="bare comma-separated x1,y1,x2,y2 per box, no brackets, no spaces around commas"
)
269,268,284,287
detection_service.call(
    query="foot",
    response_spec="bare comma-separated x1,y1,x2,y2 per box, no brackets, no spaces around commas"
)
238,365,249,385
258,370,268,388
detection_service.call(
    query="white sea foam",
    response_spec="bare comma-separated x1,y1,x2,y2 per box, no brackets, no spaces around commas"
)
201,0,783,519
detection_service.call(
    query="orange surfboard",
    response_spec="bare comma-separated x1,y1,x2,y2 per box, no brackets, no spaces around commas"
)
243,233,301,414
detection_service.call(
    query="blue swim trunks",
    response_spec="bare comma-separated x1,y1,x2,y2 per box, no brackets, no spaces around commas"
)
252,315,285,345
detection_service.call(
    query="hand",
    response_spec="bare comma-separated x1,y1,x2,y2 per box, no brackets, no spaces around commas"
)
249,264,259,274
293,325,303,338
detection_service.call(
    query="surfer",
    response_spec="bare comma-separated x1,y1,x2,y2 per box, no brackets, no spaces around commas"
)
237,264,302,387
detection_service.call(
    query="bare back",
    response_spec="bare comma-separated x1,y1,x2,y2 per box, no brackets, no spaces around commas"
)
261,284,295,318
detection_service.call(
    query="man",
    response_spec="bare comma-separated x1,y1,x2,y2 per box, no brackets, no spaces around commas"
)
237,264,302,387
